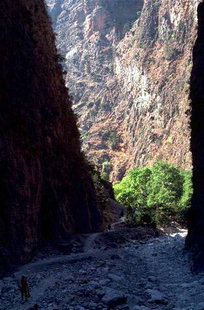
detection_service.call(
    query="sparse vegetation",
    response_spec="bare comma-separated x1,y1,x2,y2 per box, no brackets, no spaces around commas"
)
165,46,175,60
136,11,141,18
81,131,90,141
108,131,120,150
101,100,111,112
101,160,112,181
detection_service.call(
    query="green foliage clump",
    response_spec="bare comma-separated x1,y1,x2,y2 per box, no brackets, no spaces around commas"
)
101,160,112,181
136,11,141,18
178,170,193,224
114,162,193,227
108,131,120,150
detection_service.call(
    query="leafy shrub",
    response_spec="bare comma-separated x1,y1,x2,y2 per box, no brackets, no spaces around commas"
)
147,162,184,226
136,11,141,18
101,171,110,181
165,46,175,60
108,131,120,150
101,160,112,181
114,162,192,227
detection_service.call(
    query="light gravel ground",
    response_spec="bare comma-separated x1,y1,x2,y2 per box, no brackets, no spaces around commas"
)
0,229,204,310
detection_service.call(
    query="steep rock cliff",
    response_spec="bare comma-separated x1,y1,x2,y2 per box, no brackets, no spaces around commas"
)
186,0,204,270
48,0,199,181
114,0,198,174
47,0,144,180
0,0,103,270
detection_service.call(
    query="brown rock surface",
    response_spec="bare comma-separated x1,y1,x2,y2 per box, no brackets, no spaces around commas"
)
0,0,103,270
47,0,144,180
48,0,199,180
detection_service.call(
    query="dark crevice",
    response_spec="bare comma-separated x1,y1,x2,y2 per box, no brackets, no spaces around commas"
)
186,0,204,270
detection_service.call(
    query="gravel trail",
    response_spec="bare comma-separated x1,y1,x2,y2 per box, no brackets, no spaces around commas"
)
1,229,204,310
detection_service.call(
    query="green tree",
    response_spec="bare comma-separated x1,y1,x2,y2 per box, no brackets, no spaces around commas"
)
114,167,152,225
147,162,183,226
114,161,192,227
178,170,193,224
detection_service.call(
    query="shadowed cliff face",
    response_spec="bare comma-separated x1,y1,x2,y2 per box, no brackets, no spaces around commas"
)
186,1,204,270
0,0,102,269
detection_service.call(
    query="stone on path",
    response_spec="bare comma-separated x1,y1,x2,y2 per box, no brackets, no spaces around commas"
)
102,287,127,308
132,306,151,310
147,276,156,282
146,289,168,305
196,302,204,310
108,273,124,282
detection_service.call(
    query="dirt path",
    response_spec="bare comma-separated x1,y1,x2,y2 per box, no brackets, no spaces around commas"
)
1,230,204,310
83,232,101,253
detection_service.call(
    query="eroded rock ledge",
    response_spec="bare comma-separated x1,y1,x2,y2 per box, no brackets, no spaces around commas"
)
47,0,198,180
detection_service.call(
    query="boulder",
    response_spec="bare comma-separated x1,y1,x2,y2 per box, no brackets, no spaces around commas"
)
102,287,127,308
196,302,204,310
146,289,168,305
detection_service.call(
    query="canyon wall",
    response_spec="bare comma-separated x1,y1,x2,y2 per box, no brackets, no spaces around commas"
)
48,0,199,180
0,0,103,270
186,0,204,270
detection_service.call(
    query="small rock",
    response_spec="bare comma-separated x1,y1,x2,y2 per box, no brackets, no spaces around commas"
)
133,306,151,310
116,305,129,310
108,274,124,282
111,254,120,260
89,280,100,288
180,283,190,288
75,306,85,310
78,269,87,275
196,302,204,310
146,289,168,305
96,288,105,297
148,276,156,282
101,267,109,273
99,279,111,286
89,302,97,308
102,288,127,308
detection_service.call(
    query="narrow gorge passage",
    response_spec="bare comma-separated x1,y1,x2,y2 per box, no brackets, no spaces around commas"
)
2,1,204,309
1,229,204,310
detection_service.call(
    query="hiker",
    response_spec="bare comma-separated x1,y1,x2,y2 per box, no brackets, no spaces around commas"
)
21,275,30,301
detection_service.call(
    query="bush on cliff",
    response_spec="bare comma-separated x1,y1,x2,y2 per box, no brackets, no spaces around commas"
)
114,162,192,227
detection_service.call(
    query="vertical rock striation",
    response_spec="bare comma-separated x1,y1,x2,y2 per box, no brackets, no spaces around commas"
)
47,0,199,181
46,0,144,180
0,0,102,270
114,0,198,176
186,0,204,270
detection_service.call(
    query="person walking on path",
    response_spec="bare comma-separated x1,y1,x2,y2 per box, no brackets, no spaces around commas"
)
21,275,30,301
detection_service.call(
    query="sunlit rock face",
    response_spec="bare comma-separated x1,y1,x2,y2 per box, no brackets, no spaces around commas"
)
48,0,198,181
114,0,198,175
0,0,102,271
46,0,144,180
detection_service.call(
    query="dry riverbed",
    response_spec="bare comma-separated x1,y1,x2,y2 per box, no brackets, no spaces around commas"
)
1,227,204,310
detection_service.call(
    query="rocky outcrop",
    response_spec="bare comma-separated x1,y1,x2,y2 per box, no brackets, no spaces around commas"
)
114,0,198,176
47,0,198,180
186,0,204,270
46,0,144,180
0,0,103,270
